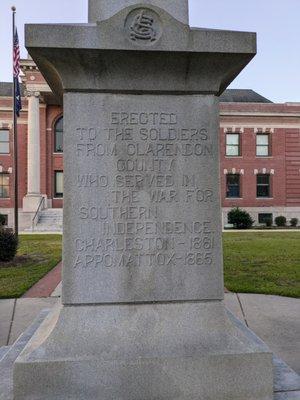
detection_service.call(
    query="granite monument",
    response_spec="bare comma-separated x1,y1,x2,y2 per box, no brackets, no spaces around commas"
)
13,0,273,398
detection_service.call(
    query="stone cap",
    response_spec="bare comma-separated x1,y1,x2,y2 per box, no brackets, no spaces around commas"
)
25,5,256,101
89,0,189,24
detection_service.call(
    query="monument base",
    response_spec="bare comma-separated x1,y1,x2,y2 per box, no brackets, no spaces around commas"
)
14,301,273,400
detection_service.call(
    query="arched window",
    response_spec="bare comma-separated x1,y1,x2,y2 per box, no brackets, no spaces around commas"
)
54,117,63,153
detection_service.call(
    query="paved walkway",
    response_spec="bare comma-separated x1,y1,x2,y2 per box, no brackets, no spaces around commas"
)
0,297,58,347
22,262,62,298
0,290,299,375
224,229,300,232
225,293,300,374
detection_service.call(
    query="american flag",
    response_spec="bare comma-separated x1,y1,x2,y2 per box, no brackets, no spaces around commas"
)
13,28,22,117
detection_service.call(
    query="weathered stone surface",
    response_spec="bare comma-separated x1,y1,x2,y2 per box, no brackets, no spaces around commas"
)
13,1,274,398
14,302,273,400
25,6,256,101
3,306,298,400
63,93,223,304
0,311,49,400
89,0,189,24
274,392,300,399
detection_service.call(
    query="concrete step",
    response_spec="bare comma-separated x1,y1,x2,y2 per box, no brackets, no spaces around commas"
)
38,210,63,216
0,310,50,400
0,347,11,363
39,213,62,216
36,219,62,222
1,309,299,399
32,209,63,232
33,227,63,232
39,216,63,219
38,219,63,222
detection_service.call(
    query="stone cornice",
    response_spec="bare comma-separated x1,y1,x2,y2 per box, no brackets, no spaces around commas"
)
25,5,256,101
25,90,41,98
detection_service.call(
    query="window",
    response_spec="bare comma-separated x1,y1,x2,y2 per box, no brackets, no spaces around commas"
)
54,117,63,153
0,173,9,198
256,134,270,156
226,174,240,198
257,174,270,198
226,133,240,156
258,213,273,224
54,171,63,198
0,130,9,154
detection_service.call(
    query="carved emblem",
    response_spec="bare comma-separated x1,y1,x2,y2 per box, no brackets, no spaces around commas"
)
125,8,162,46
130,11,156,42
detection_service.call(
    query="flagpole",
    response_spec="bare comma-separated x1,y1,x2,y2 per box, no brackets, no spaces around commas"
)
12,5,18,236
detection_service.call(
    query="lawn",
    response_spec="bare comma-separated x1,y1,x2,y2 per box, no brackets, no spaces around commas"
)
0,232,299,299
0,234,62,299
223,232,300,298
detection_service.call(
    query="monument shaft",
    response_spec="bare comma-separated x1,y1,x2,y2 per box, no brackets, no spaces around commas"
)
13,1,274,399
63,93,223,304
89,0,189,24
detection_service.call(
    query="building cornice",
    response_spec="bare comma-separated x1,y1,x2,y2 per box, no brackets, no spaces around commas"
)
0,104,46,111
25,83,52,94
0,120,28,125
220,123,300,129
20,59,40,71
220,111,300,118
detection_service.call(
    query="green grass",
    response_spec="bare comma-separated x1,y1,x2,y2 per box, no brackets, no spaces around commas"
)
0,232,299,299
223,232,300,298
0,234,62,299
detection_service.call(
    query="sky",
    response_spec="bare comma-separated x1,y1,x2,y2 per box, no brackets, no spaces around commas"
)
0,0,299,103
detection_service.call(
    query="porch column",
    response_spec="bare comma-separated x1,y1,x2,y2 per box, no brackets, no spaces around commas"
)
23,91,42,212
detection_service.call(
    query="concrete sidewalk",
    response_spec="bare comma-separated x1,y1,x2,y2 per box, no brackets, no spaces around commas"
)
0,290,299,374
224,229,300,233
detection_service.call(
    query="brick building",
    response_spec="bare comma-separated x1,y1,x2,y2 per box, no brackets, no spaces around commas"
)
0,59,299,230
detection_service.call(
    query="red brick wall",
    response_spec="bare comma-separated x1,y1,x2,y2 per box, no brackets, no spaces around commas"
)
285,130,300,206
220,127,287,208
220,102,300,211
0,97,64,209
0,95,299,212
0,96,28,208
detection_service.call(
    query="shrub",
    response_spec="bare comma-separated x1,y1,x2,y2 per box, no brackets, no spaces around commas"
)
0,214,7,227
275,216,287,227
265,216,273,227
0,229,18,262
227,207,254,230
290,218,298,227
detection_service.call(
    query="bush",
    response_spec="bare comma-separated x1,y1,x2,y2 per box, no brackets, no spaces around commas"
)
0,229,18,262
290,218,298,227
228,208,254,230
275,216,287,227
0,214,7,227
265,216,273,227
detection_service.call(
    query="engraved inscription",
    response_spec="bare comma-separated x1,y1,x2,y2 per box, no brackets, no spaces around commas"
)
72,106,217,271
73,225,213,269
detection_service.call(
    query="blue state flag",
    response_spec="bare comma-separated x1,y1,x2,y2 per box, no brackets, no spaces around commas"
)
14,77,22,117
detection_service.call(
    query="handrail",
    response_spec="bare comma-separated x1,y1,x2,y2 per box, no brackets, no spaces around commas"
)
32,197,45,231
